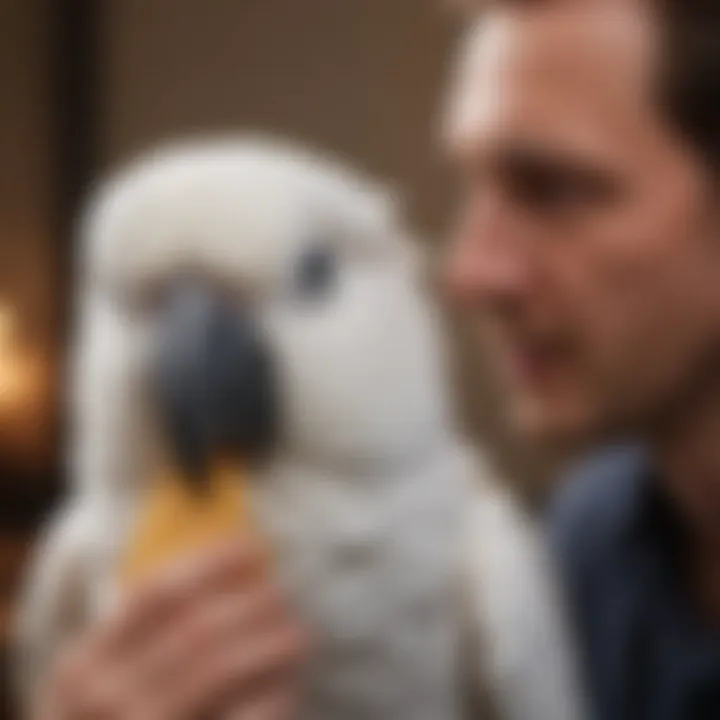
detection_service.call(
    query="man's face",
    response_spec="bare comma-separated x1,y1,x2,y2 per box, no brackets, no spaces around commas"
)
444,3,720,443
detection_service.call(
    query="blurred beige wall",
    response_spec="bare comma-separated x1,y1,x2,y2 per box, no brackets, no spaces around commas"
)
100,0,459,234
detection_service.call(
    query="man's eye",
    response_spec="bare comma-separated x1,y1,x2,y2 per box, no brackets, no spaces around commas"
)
295,246,336,299
508,165,620,213
504,156,620,212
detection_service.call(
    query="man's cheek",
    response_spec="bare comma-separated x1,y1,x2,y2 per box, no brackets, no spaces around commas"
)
588,315,671,420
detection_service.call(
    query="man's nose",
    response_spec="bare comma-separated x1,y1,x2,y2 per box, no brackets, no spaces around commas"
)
444,200,533,310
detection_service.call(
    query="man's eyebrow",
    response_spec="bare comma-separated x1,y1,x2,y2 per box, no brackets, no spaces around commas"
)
447,135,624,191
494,142,626,199
453,138,620,182
496,142,611,175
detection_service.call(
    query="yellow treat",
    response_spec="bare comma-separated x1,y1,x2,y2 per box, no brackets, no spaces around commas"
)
119,461,254,588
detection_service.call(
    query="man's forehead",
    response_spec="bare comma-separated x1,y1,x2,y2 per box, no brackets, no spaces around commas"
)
444,2,658,162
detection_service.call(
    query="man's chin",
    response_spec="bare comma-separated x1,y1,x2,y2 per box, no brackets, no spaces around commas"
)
505,394,600,447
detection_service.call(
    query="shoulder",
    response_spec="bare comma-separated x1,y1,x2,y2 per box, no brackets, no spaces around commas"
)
547,444,648,581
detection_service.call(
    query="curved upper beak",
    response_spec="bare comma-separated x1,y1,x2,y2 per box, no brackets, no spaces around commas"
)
153,282,278,490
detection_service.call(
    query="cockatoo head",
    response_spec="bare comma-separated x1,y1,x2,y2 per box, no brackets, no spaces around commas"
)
76,137,452,493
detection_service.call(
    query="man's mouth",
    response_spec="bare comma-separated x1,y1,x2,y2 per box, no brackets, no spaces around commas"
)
496,331,577,390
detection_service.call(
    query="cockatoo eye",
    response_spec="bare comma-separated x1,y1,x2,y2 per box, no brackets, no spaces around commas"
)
295,245,336,299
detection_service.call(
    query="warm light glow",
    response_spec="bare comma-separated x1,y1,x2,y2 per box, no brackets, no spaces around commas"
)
0,303,31,411
0,300,53,465
0,303,18,351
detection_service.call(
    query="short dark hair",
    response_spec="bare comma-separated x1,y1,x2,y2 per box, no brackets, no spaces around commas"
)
657,1,720,171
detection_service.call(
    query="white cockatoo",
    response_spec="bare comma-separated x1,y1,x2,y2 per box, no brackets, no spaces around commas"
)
13,137,584,720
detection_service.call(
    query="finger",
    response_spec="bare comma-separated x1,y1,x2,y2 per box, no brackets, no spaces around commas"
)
156,626,306,718
100,537,269,653
51,664,135,720
43,634,123,718
44,541,271,719
223,690,295,720
127,584,288,696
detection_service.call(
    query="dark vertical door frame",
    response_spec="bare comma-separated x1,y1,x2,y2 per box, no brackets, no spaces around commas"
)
0,0,102,529
53,0,103,492
0,18,102,720
55,0,101,261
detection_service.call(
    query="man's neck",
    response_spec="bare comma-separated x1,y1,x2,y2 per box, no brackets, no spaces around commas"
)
650,385,720,621
652,392,720,545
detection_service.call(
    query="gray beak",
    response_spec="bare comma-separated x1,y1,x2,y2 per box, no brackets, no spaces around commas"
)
154,282,277,490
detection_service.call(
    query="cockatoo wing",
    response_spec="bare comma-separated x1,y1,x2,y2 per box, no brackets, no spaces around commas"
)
460,474,587,720
11,500,96,716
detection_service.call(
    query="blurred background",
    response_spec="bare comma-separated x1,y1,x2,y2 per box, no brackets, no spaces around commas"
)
0,1,552,713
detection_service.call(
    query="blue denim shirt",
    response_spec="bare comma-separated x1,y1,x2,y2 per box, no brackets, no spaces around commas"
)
550,446,720,720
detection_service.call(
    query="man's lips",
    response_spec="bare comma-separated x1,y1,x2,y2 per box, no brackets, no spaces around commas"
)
497,334,576,387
